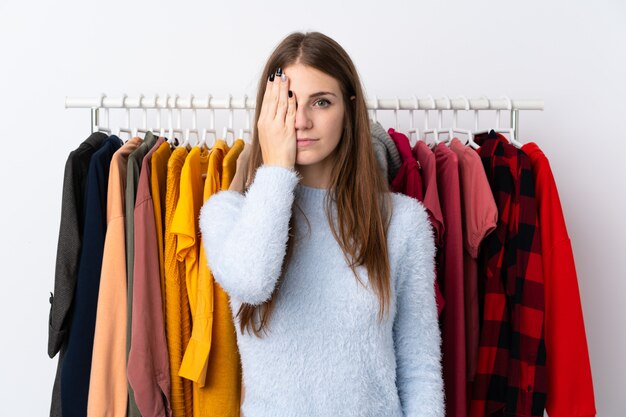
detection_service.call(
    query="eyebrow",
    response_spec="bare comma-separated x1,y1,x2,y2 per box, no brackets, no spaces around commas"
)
306,91,337,99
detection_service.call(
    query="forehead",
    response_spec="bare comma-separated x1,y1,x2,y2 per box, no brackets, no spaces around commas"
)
283,64,341,96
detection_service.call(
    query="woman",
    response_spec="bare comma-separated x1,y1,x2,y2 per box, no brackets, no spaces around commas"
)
200,31,443,417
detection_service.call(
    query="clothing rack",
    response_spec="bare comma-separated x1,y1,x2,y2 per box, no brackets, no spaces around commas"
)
64,94,544,141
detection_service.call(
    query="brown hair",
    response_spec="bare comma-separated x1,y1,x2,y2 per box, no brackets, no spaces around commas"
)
238,31,392,336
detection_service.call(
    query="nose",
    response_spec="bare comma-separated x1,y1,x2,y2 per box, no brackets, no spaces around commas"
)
294,103,312,131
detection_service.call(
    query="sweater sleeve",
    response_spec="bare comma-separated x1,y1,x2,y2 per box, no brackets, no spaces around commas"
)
393,198,444,417
199,165,300,305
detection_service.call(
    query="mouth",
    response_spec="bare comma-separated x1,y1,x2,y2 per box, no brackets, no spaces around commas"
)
296,138,318,147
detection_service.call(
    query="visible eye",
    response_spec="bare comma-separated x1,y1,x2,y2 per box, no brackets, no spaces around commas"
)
314,98,331,108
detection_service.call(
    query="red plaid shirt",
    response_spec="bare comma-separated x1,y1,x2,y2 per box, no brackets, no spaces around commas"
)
470,132,547,417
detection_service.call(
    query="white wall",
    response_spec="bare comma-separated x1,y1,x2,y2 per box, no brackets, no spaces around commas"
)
1,0,624,415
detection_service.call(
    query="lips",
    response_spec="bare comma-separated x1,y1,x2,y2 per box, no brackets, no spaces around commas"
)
296,138,318,147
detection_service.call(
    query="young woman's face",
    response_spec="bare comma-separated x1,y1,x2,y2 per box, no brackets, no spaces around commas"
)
282,63,345,167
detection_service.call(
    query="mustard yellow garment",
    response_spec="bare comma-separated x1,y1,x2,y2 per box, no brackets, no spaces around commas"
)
164,146,193,417
178,139,243,416
214,138,245,411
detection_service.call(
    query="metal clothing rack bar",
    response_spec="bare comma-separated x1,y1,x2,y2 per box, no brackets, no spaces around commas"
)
65,94,544,139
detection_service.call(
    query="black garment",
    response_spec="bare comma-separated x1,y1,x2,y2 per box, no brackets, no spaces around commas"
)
48,131,108,417
60,135,123,417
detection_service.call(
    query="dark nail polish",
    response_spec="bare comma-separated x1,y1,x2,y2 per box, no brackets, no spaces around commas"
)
276,67,282,76
269,73,275,82
288,90,293,98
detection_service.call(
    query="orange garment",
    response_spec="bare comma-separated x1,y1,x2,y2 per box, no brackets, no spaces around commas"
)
88,137,142,417
151,142,172,310
164,147,193,417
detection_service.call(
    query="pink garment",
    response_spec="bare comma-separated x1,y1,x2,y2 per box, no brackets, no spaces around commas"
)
434,142,466,417
412,141,444,247
413,141,445,315
388,128,423,200
449,138,498,383
128,137,172,417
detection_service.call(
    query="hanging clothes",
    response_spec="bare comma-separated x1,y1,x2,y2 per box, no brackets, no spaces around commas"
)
413,141,446,315
49,131,108,417
151,141,173,313
171,145,211,416
449,137,498,385
180,138,243,416
128,136,173,417
470,132,546,417
434,142,467,417
387,127,423,200
164,146,193,417
126,131,159,417
521,142,596,417
61,135,123,417
88,137,142,417
370,119,402,183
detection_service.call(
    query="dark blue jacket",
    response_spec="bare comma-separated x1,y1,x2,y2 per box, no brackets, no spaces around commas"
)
60,135,122,417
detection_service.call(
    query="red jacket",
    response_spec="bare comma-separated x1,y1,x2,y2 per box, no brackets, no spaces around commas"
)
522,142,596,417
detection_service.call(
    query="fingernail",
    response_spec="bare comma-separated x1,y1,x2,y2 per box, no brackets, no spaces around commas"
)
269,73,275,82
281,74,287,82
288,90,293,98
276,67,282,76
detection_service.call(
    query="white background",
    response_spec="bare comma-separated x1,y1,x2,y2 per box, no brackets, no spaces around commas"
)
0,1,624,415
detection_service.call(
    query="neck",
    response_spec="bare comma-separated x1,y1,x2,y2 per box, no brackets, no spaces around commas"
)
295,155,336,189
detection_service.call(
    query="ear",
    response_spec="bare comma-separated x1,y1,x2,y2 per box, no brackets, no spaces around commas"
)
350,95,356,101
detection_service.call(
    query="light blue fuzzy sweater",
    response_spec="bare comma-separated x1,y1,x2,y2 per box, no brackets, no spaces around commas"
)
199,165,444,417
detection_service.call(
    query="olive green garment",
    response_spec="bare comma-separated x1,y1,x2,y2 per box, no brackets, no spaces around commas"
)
125,131,158,417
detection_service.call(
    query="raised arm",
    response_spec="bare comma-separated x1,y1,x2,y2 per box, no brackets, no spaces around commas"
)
199,165,299,305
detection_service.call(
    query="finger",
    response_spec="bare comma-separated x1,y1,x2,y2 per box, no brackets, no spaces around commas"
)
259,71,276,120
286,89,296,131
274,72,290,123
267,68,283,119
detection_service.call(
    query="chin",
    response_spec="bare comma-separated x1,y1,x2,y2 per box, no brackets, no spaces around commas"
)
295,152,322,166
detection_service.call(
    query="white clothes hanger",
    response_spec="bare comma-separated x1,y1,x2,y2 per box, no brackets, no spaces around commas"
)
472,95,522,148
445,95,479,149
152,93,168,139
370,95,379,124
393,96,400,131
95,93,111,134
499,96,523,147
134,94,149,139
222,94,236,147
422,94,440,148
181,95,199,148
406,95,421,147
199,94,217,149
117,94,133,139
435,95,454,144
169,94,184,147
238,94,252,143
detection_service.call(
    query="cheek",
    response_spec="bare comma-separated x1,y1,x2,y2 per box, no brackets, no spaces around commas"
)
324,109,345,145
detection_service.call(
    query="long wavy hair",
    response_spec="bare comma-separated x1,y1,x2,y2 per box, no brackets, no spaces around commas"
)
238,31,392,336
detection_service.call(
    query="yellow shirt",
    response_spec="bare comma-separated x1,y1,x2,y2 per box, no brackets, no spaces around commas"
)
179,139,243,416
213,138,244,412
164,146,193,417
